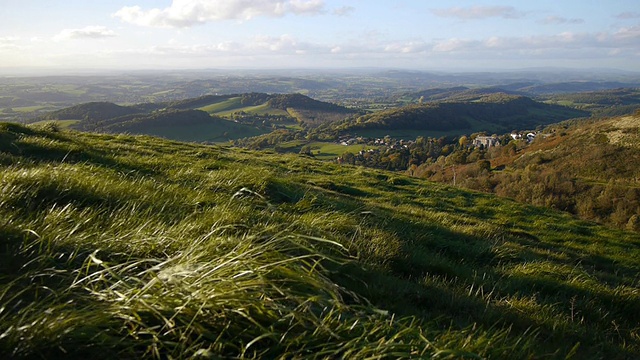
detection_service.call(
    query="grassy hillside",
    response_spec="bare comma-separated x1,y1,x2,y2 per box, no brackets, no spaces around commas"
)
1,122,639,359
100,109,267,142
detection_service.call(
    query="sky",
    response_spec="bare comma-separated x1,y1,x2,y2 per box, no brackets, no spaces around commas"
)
1,0,639,73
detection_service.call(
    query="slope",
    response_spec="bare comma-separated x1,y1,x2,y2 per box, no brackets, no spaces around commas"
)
541,88,640,117
1,123,639,359
415,112,640,230
323,94,588,139
97,109,267,142
190,93,357,125
39,101,140,122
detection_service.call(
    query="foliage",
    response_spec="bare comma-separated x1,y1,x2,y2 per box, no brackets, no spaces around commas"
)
414,114,640,231
322,94,588,135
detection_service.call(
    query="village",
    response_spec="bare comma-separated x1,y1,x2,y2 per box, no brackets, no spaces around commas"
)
338,131,538,150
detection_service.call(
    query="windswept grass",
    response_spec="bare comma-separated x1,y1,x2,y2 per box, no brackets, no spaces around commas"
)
1,122,639,358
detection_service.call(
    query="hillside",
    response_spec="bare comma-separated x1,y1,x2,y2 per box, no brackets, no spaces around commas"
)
33,93,356,142
40,101,140,121
1,122,639,359
98,109,266,142
324,94,588,138
414,113,640,230
400,86,525,103
541,88,640,117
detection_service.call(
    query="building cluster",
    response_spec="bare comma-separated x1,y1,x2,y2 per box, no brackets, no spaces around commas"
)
472,136,501,148
510,132,537,142
338,135,413,149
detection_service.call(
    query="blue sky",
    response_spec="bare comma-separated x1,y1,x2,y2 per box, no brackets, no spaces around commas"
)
1,0,639,72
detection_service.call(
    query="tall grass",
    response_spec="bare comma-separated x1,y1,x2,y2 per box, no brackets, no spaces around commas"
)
1,123,639,358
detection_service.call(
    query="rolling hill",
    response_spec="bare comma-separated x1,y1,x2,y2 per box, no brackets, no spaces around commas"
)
323,94,588,138
1,122,639,358
34,93,358,142
541,88,640,117
40,101,141,121
95,109,266,142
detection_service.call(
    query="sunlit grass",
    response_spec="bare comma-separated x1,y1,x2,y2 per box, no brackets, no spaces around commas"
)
1,122,639,358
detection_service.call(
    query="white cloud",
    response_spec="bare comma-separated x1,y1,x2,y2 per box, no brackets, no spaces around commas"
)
539,16,584,25
432,38,476,52
55,22,640,70
430,6,524,20
0,36,22,50
333,6,355,16
384,41,428,53
114,0,325,28
54,26,116,41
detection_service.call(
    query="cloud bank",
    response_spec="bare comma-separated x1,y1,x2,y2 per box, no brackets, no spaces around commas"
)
54,26,116,41
430,6,524,20
539,16,585,25
114,0,325,28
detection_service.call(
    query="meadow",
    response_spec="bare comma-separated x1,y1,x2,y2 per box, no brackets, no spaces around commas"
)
1,122,639,359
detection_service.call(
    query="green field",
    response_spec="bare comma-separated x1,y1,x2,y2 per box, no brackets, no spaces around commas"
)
198,97,244,113
308,141,371,159
199,98,291,117
1,123,640,359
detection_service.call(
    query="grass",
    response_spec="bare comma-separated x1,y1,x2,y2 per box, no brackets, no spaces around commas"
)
1,122,639,359
198,97,290,117
27,119,81,129
308,141,373,159
198,97,244,113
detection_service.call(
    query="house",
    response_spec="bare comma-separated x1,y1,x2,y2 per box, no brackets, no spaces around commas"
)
526,133,536,142
473,136,500,148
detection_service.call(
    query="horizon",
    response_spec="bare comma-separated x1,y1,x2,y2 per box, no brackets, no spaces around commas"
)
1,1,639,73
1,66,640,78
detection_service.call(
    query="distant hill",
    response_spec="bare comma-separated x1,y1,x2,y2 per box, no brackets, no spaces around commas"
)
327,94,588,136
403,86,526,103
34,93,357,142
164,94,237,110
155,92,357,127
88,109,266,142
541,88,640,117
518,81,640,95
40,101,139,121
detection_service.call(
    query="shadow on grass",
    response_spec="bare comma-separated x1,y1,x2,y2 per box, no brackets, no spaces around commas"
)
0,123,157,176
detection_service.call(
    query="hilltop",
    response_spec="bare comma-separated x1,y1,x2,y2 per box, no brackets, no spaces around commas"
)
1,122,639,359
40,101,142,122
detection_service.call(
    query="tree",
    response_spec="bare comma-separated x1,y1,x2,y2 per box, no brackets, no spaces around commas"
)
458,135,469,148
